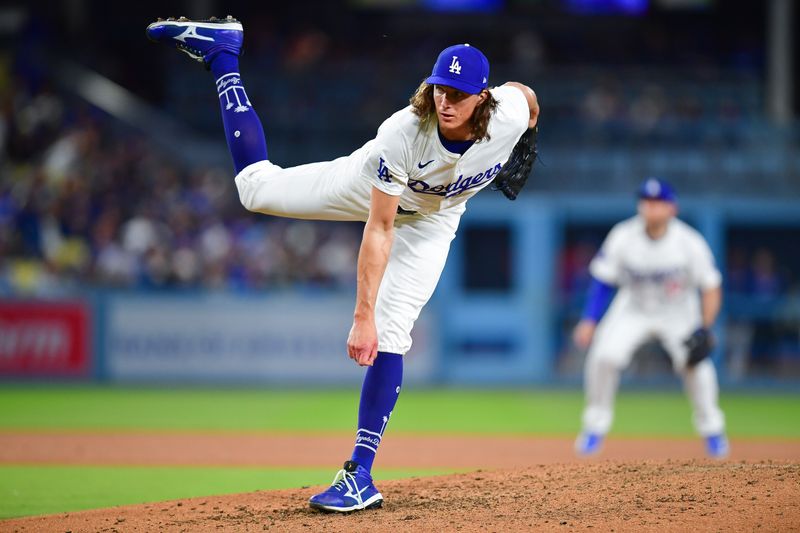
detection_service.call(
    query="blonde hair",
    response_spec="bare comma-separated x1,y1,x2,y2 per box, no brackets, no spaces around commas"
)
409,81,498,142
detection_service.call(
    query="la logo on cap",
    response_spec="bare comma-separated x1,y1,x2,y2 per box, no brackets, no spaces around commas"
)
449,56,461,75
645,179,661,196
426,43,490,95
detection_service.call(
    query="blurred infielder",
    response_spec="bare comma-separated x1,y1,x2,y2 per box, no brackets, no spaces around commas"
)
146,16,539,512
573,178,729,459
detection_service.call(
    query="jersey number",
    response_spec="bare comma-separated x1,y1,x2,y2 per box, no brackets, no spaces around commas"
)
377,157,391,183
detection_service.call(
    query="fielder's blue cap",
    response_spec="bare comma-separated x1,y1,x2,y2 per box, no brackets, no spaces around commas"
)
426,44,489,95
638,177,677,203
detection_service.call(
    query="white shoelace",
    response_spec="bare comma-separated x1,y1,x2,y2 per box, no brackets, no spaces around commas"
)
330,468,364,506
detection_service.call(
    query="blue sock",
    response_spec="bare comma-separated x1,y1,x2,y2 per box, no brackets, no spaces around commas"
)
210,53,268,174
351,352,403,473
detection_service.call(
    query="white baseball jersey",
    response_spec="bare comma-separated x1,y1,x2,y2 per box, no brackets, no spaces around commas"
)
590,215,721,316
234,84,530,353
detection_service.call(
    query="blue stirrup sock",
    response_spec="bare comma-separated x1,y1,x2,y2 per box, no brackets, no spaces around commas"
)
351,352,403,473
209,53,268,174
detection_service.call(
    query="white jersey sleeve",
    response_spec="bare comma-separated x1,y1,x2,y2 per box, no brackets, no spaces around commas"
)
360,108,417,197
490,85,531,139
588,223,627,285
688,230,722,290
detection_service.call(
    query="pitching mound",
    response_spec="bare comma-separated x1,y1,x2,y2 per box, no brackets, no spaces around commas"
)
3,460,798,532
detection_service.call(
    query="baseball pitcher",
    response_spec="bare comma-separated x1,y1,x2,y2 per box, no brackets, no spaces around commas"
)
573,178,729,459
146,16,540,512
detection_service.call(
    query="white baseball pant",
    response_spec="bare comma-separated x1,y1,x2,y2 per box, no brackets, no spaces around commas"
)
581,301,726,437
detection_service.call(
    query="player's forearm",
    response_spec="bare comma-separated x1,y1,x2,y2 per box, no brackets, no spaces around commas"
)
353,222,394,322
701,286,722,328
525,87,539,129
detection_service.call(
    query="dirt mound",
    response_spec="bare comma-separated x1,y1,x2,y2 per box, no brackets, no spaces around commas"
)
4,460,798,532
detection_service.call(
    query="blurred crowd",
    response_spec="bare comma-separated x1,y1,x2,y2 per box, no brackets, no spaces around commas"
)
570,73,758,148
0,3,790,300
0,71,361,296
159,27,764,159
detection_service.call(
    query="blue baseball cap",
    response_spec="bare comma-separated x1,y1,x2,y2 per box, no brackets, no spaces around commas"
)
425,44,490,95
638,177,677,203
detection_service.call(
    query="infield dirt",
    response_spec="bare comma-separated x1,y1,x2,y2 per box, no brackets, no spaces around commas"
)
1,432,799,532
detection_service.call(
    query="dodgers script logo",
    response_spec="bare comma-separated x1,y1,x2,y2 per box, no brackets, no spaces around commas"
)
355,434,381,448
622,265,689,301
408,163,502,198
622,265,687,286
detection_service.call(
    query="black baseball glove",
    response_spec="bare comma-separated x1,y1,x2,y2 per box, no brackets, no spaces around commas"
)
492,125,539,201
684,327,714,368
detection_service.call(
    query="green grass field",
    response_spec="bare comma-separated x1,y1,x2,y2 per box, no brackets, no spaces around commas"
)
1,387,798,519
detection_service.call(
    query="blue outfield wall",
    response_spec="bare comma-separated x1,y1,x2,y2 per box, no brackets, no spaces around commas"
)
2,194,799,388
92,291,440,386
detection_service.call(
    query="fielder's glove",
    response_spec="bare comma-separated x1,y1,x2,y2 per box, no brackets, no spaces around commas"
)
492,125,539,201
684,327,714,368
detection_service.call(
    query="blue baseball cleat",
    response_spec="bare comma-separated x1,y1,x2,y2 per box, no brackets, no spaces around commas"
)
705,434,730,459
574,432,604,456
309,460,383,513
145,15,243,68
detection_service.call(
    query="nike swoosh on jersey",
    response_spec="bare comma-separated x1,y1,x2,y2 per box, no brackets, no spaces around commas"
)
417,159,435,169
